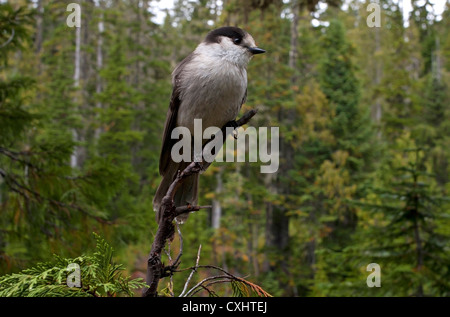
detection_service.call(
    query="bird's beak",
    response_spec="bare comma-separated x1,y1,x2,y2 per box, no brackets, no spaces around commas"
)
248,47,266,55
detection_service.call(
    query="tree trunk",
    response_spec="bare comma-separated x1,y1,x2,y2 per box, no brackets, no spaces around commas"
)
412,175,424,297
244,161,259,277
372,25,382,139
432,37,441,83
34,0,43,54
413,215,424,297
134,0,142,87
71,24,81,169
94,7,104,141
288,0,299,81
263,0,298,278
74,25,81,90
211,167,223,229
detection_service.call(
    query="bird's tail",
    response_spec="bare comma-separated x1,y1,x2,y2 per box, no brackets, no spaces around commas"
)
153,160,199,224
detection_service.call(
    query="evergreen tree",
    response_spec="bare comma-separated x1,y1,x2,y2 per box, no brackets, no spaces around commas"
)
310,17,378,293
346,149,450,296
317,18,375,233
413,75,450,189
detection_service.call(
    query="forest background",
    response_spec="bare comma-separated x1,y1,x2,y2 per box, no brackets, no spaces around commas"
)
0,0,449,297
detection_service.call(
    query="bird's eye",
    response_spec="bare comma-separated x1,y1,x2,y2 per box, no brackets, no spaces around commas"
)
233,37,242,45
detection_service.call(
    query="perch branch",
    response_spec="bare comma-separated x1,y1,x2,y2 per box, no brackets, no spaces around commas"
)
143,109,258,297
175,204,212,217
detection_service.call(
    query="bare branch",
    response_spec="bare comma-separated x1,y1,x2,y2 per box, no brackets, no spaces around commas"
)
179,244,202,297
175,204,212,217
0,147,42,172
165,162,203,203
175,264,238,277
0,167,111,224
236,108,259,126
176,263,272,297
172,223,183,269
183,275,231,297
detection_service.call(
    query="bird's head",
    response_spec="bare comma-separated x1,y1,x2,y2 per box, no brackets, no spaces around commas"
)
201,26,265,67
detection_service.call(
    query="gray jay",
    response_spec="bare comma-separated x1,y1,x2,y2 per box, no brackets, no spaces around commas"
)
153,26,265,223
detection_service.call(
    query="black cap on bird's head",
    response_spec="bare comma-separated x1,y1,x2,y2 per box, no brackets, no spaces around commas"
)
204,26,266,55
205,27,246,44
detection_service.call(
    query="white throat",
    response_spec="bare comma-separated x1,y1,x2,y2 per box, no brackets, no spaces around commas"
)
194,42,251,68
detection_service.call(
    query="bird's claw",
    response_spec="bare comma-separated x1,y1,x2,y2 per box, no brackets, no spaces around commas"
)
226,120,239,139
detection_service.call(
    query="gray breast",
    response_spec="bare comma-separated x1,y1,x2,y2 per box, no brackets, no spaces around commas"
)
176,57,247,134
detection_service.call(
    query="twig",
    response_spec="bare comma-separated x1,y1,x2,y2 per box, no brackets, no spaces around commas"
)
165,162,203,204
164,242,175,297
172,223,183,269
179,244,202,297
0,167,111,224
161,222,184,278
0,146,90,181
175,264,238,276
0,29,15,49
189,277,232,297
197,284,218,297
176,263,272,297
183,275,231,297
0,147,41,171
235,108,258,126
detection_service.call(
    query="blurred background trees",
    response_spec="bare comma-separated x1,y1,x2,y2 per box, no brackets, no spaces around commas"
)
0,0,449,296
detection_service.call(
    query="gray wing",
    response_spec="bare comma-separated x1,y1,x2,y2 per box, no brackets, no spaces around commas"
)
159,53,196,176
241,88,247,109
159,91,179,176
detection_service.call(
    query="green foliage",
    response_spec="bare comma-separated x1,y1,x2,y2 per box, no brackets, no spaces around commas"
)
1,0,449,298
319,19,360,124
342,149,450,296
230,279,272,297
0,233,146,297
0,3,34,63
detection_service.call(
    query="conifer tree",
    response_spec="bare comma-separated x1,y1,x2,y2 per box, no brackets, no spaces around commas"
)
347,149,450,296
317,18,375,233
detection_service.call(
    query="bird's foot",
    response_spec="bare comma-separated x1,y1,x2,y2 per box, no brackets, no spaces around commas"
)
226,120,239,139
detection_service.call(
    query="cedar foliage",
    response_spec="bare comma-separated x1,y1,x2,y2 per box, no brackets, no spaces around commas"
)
0,233,146,297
